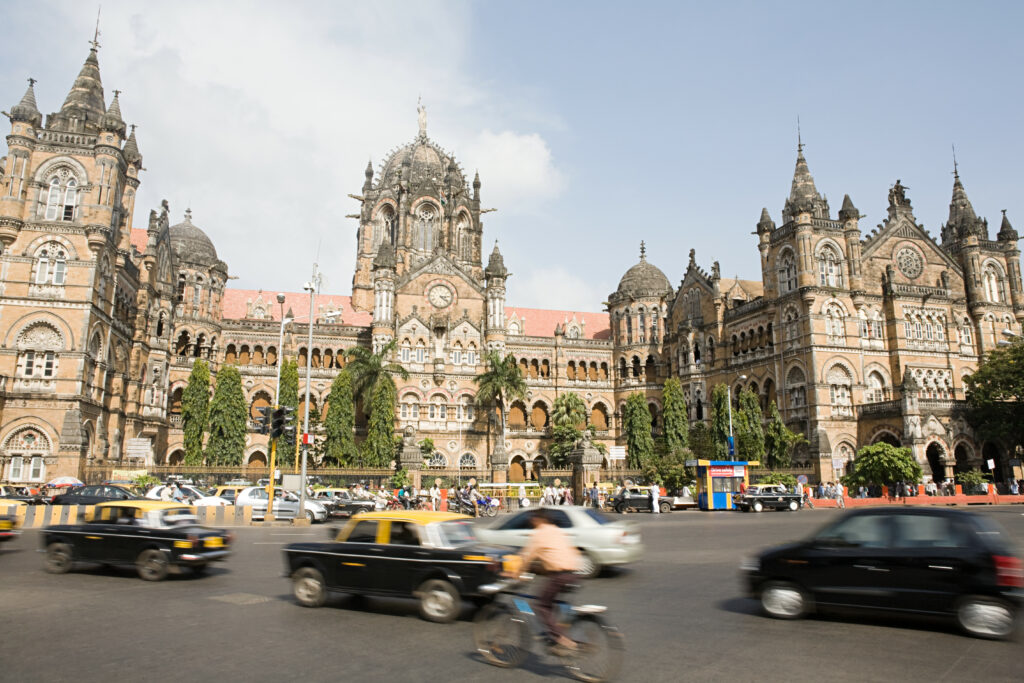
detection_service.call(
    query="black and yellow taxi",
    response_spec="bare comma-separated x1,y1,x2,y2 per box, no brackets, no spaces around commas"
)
283,510,520,622
0,499,26,542
41,500,233,580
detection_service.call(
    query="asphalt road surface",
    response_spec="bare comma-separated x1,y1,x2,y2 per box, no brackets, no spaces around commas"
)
2,507,1022,683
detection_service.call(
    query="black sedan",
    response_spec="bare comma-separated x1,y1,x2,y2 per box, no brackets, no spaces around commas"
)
41,501,232,580
312,489,377,518
741,507,1024,639
283,511,519,622
51,484,141,505
609,486,674,513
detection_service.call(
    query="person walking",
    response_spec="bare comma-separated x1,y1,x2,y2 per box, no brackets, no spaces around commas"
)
590,482,600,510
650,482,660,514
429,479,442,511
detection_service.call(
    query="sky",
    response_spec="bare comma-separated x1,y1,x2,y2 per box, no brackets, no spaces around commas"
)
2,0,1022,311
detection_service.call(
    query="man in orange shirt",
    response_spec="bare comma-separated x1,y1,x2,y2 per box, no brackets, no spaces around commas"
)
518,509,581,651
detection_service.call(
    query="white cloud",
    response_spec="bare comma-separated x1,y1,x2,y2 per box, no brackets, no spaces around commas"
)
10,0,565,298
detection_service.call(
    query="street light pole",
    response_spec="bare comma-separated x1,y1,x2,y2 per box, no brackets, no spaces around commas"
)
299,264,321,523
266,294,289,521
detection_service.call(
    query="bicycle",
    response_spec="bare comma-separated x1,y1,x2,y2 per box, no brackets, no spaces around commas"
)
473,574,624,682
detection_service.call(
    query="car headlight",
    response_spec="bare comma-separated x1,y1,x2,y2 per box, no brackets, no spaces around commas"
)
739,555,760,572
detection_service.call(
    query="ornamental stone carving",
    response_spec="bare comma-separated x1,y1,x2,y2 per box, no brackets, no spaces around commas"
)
895,247,923,279
16,322,63,350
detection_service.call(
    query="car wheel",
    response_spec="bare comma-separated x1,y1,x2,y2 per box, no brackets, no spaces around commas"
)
136,549,169,581
574,551,601,579
293,567,327,607
788,500,799,512
615,503,626,514
659,502,672,513
761,581,808,619
752,501,764,513
45,542,73,574
417,578,461,623
956,596,1016,639
305,509,314,522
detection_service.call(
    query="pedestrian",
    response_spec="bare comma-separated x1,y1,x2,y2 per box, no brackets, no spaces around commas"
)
170,483,185,503
563,487,573,506
650,482,660,514
590,482,599,510
429,478,442,511
543,484,555,506
1009,479,1019,496
159,484,172,501
835,482,845,509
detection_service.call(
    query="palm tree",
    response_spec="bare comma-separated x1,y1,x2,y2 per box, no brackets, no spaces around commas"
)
551,391,587,429
344,339,410,413
473,351,527,449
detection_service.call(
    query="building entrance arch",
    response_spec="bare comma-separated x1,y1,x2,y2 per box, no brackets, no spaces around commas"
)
925,442,947,481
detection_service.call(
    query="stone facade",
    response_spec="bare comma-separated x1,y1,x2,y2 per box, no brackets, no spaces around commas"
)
2,49,1021,487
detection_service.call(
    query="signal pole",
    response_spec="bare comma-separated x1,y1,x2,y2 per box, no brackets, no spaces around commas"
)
266,294,289,521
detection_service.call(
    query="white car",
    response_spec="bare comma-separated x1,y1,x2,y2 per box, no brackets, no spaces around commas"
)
233,486,328,523
475,505,644,578
145,485,229,507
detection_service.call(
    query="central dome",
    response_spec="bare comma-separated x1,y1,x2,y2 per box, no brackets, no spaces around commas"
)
376,134,467,196
169,209,219,266
616,253,672,299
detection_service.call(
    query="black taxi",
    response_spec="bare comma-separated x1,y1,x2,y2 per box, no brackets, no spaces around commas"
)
0,500,25,542
41,500,233,580
283,510,520,622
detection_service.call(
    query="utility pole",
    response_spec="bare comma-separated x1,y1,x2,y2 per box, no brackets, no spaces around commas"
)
265,294,289,521
299,264,321,522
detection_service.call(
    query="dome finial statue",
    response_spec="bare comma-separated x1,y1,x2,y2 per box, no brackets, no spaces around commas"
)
639,240,646,260
417,96,427,138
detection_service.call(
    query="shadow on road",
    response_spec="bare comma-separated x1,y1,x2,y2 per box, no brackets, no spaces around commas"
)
463,649,570,679
716,596,761,616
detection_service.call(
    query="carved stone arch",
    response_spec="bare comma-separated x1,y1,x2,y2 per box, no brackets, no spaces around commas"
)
980,257,1006,276
400,387,426,402
869,426,902,446
22,233,79,261
819,297,850,316
1,421,57,454
33,155,89,185
784,362,807,385
813,236,846,259
822,357,858,385
863,362,892,386
14,320,65,351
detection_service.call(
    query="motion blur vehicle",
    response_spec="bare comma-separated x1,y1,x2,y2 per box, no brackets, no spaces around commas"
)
0,500,25,541
607,486,674,514
145,484,230,507
741,507,1023,639
51,484,141,505
41,500,232,580
210,485,249,503
283,511,519,622
733,484,803,512
234,486,328,522
475,506,643,578
312,488,377,518
0,485,48,505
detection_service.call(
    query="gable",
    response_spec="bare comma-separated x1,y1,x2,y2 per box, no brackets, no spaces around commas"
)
861,213,961,275
396,250,484,296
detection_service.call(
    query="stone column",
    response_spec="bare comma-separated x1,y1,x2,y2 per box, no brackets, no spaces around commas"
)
567,434,605,504
398,426,424,490
490,440,509,484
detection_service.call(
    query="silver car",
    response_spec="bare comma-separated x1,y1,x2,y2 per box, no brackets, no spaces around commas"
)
234,487,328,523
475,505,643,578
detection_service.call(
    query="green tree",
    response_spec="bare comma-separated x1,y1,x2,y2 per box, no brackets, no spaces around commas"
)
548,392,587,466
181,359,210,465
965,339,1024,455
623,392,655,468
735,388,765,462
361,380,397,467
323,369,357,466
661,378,689,455
473,351,527,448
645,447,695,492
757,471,798,488
418,438,435,457
840,442,922,489
762,400,807,469
709,383,731,459
955,469,991,494
345,339,410,414
688,422,716,460
205,365,248,465
277,359,300,467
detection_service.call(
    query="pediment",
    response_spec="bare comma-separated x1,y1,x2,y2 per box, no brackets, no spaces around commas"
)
861,214,961,274
398,250,484,295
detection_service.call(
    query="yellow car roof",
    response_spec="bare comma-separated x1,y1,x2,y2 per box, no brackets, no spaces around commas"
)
351,510,471,524
96,500,193,511
0,499,28,507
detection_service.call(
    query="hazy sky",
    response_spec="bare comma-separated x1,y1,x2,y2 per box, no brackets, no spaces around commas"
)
2,1,1021,311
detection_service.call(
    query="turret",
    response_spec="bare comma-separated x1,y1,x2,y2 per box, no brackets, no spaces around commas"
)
48,46,106,134
998,211,1024,312
484,242,509,349
839,194,863,292
123,124,143,167
362,159,373,193
372,241,397,331
99,90,126,139
7,78,42,128
756,207,775,297
783,143,826,288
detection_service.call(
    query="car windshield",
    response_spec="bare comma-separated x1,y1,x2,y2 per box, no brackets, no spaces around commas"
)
159,508,199,527
435,520,476,547
584,509,612,525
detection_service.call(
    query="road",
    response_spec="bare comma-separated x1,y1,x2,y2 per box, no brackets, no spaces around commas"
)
1,507,1022,682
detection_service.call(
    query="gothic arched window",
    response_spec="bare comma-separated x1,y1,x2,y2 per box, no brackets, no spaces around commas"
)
827,365,853,416
824,303,845,344
35,243,68,286
459,453,477,469
4,427,50,482
983,264,1004,303
62,178,78,221
456,213,471,260
777,250,797,294
44,177,61,221
866,371,888,403
414,205,436,251
817,245,843,287
375,205,395,247
786,366,806,407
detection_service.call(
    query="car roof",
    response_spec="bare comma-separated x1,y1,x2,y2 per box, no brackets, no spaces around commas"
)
351,510,471,524
842,506,968,518
95,500,191,511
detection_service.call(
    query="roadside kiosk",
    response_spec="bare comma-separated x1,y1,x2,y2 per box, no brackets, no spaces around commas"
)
689,460,758,510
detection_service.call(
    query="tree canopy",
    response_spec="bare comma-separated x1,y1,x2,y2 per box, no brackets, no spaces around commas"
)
964,339,1024,453
661,378,689,455
277,358,299,467
181,359,210,465
473,351,527,442
345,339,410,413
735,388,765,462
762,399,806,469
549,392,587,466
361,379,397,467
709,384,731,459
322,369,356,466
623,392,655,468
840,442,922,488
205,365,247,465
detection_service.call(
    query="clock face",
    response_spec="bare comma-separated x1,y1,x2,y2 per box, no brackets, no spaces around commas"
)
428,284,453,308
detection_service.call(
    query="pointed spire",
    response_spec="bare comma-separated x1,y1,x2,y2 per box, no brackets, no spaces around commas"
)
473,170,481,188
55,45,106,132
639,241,646,260
838,194,859,222
372,239,397,270
100,89,126,136
364,159,374,178
757,207,775,233
123,124,142,166
946,170,984,239
485,240,507,279
786,144,823,215
998,209,1018,242
9,78,42,127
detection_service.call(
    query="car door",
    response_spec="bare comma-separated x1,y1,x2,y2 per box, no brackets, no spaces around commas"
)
887,512,975,614
78,506,120,561
491,510,535,547
378,520,425,594
276,492,300,519
333,520,379,591
799,512,898,610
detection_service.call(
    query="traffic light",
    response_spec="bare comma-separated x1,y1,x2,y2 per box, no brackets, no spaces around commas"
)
256,406,272,435
270,406,296,439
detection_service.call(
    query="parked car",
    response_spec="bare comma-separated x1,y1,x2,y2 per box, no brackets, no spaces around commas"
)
0,500,25,542
734,484,804,512
51,484,141,505
476,505,643,578
0,485,48,505
312,488,377,518
234,486,328,522
741,507,1024,639
40,500,232,580
608,486,674,514
145,484,230,507
283,510,520,622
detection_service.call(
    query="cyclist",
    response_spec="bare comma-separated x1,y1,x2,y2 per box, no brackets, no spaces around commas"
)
517,509,582,653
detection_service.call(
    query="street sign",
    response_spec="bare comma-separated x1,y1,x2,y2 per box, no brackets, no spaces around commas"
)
302,433,311,445
125,437,152,464
797,474,808,484
727,436,735,456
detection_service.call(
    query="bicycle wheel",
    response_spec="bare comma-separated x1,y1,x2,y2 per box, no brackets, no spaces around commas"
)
562,614,625,682
473,603,530,668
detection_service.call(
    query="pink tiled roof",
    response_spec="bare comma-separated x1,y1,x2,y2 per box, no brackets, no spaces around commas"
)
220,288,373,326
130,228,148,253
505,307,610,340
